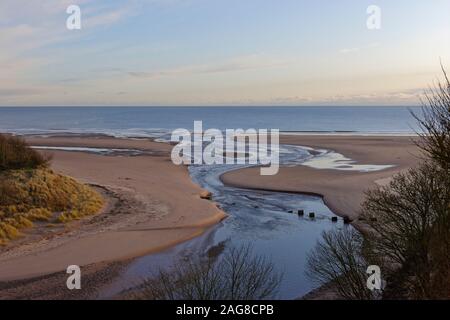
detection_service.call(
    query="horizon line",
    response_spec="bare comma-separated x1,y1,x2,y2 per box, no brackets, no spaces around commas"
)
0,105,422,108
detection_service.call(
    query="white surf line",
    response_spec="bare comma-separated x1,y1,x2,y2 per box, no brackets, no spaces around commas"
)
280,131,419,137
31,146,142,155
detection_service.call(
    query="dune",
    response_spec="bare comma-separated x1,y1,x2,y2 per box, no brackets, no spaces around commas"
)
0,136,226,283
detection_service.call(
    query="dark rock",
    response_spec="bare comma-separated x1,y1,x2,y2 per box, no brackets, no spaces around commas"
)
200,191,212,200
343,216,352,224
309,212,315,218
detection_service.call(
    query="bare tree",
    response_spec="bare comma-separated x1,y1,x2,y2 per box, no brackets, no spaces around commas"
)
307,162,449,300
135,245,282,300
307,65,450,300
307,228,380,300
413,65,450,169
363,161,450,299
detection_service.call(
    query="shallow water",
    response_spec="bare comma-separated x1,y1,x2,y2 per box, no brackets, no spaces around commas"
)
290,146,395,172
100,144,348,299
29,142,383,299
31,146,143,156
28,140,392,298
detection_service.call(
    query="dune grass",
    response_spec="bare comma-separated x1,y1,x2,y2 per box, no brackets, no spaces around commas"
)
0,169,104,244
0,134,104,245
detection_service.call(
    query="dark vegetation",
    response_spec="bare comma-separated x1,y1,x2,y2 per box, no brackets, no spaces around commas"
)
307,67,450,300
135,245,282,300
0,135,50,172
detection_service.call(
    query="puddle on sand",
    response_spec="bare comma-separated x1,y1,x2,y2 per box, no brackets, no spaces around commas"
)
289,146,394,172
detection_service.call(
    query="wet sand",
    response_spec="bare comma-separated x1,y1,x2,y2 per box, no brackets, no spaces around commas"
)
0,136,226,285
222,135,421,221
0,134,420,299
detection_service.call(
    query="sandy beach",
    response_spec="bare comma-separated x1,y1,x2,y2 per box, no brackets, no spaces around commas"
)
0,136,226,288
222,135,421,221
0,134,420,299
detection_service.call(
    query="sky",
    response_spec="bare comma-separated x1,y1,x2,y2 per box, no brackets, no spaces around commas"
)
1,0,450,106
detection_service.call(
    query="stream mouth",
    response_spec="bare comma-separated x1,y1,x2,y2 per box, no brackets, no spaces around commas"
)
31,140,389,299
99,144,348,299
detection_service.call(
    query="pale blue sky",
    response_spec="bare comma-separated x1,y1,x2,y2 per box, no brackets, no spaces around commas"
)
1,0,450,106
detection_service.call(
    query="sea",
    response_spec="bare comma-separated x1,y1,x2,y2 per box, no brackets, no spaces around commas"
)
0,106,423,136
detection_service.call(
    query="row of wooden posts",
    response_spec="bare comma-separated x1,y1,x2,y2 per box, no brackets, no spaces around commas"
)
288,209,351,224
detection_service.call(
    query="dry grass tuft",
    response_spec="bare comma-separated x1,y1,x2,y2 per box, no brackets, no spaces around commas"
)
0,169,104,244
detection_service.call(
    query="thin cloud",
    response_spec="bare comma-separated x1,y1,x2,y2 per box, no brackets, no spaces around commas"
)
339,42,380,54
128,55,291,79
339,47,360,54
0,1,138,102
84,6,135,28
0,88,45,97
319,88,424,105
